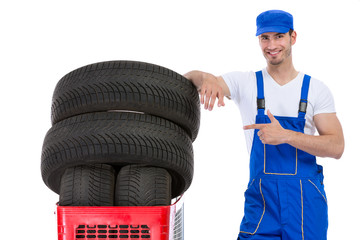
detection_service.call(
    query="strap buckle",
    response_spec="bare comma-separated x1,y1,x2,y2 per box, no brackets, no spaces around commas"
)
298,99,307,113
257,98,265,109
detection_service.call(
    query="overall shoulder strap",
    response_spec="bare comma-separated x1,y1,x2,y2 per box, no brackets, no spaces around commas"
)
298,74,311,119
256,71,265,116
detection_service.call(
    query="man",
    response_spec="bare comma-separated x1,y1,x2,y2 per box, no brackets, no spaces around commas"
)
184,10,344,240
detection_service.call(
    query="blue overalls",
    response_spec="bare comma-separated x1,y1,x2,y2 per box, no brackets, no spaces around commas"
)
238,71,328,240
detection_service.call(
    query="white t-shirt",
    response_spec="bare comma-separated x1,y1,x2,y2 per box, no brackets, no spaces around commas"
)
222,68,336,153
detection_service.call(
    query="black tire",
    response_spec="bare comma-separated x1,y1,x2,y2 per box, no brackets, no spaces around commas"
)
59,164,115,206
51,60,200,141
41,112,193,198
115,165,171,206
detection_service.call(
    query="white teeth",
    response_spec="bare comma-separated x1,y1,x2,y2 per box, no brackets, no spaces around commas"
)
270,51,279,54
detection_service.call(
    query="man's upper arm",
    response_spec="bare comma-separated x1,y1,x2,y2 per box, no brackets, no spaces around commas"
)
314,113,344,159
314,113,342,136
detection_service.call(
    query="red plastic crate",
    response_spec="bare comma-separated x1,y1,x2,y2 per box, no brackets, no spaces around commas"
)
56,197,184,240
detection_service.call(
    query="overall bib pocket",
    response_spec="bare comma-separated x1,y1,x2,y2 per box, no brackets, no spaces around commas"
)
264,143,298,175
254,115,304,176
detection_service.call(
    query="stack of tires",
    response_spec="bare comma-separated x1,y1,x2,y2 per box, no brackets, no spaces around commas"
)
41,61,200,206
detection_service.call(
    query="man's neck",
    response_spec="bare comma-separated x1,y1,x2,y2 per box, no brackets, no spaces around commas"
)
266,61,298,86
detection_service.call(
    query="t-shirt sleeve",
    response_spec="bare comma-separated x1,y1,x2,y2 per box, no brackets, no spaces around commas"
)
222,71,252,104
313,80,336,115
222,71,240,102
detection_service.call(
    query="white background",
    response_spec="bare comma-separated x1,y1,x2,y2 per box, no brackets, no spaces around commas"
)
1,0,359,239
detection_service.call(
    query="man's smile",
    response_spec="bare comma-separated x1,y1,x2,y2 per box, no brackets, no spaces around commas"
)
267,50,281,57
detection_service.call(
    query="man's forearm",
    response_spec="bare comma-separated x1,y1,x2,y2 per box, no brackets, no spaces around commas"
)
285,130,344,159
183,70,206,91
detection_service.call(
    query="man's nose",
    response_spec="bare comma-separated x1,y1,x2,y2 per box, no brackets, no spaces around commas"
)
267,38,277,49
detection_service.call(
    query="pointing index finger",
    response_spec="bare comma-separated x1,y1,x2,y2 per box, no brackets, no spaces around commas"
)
243,123,266,130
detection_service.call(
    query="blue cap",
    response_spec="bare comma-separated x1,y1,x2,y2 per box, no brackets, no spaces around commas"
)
256,10,293,36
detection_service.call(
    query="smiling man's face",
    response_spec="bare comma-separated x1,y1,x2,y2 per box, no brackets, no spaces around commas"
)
259,31,297,66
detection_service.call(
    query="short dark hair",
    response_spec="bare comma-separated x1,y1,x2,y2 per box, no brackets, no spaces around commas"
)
289,29,294,36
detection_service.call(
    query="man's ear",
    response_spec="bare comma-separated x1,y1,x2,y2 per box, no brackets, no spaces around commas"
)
291,30,297,45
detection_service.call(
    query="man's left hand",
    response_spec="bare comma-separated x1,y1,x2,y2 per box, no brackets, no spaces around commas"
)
243,110,291,145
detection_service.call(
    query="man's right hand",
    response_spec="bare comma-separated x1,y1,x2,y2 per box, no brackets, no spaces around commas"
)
184,70,229,111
